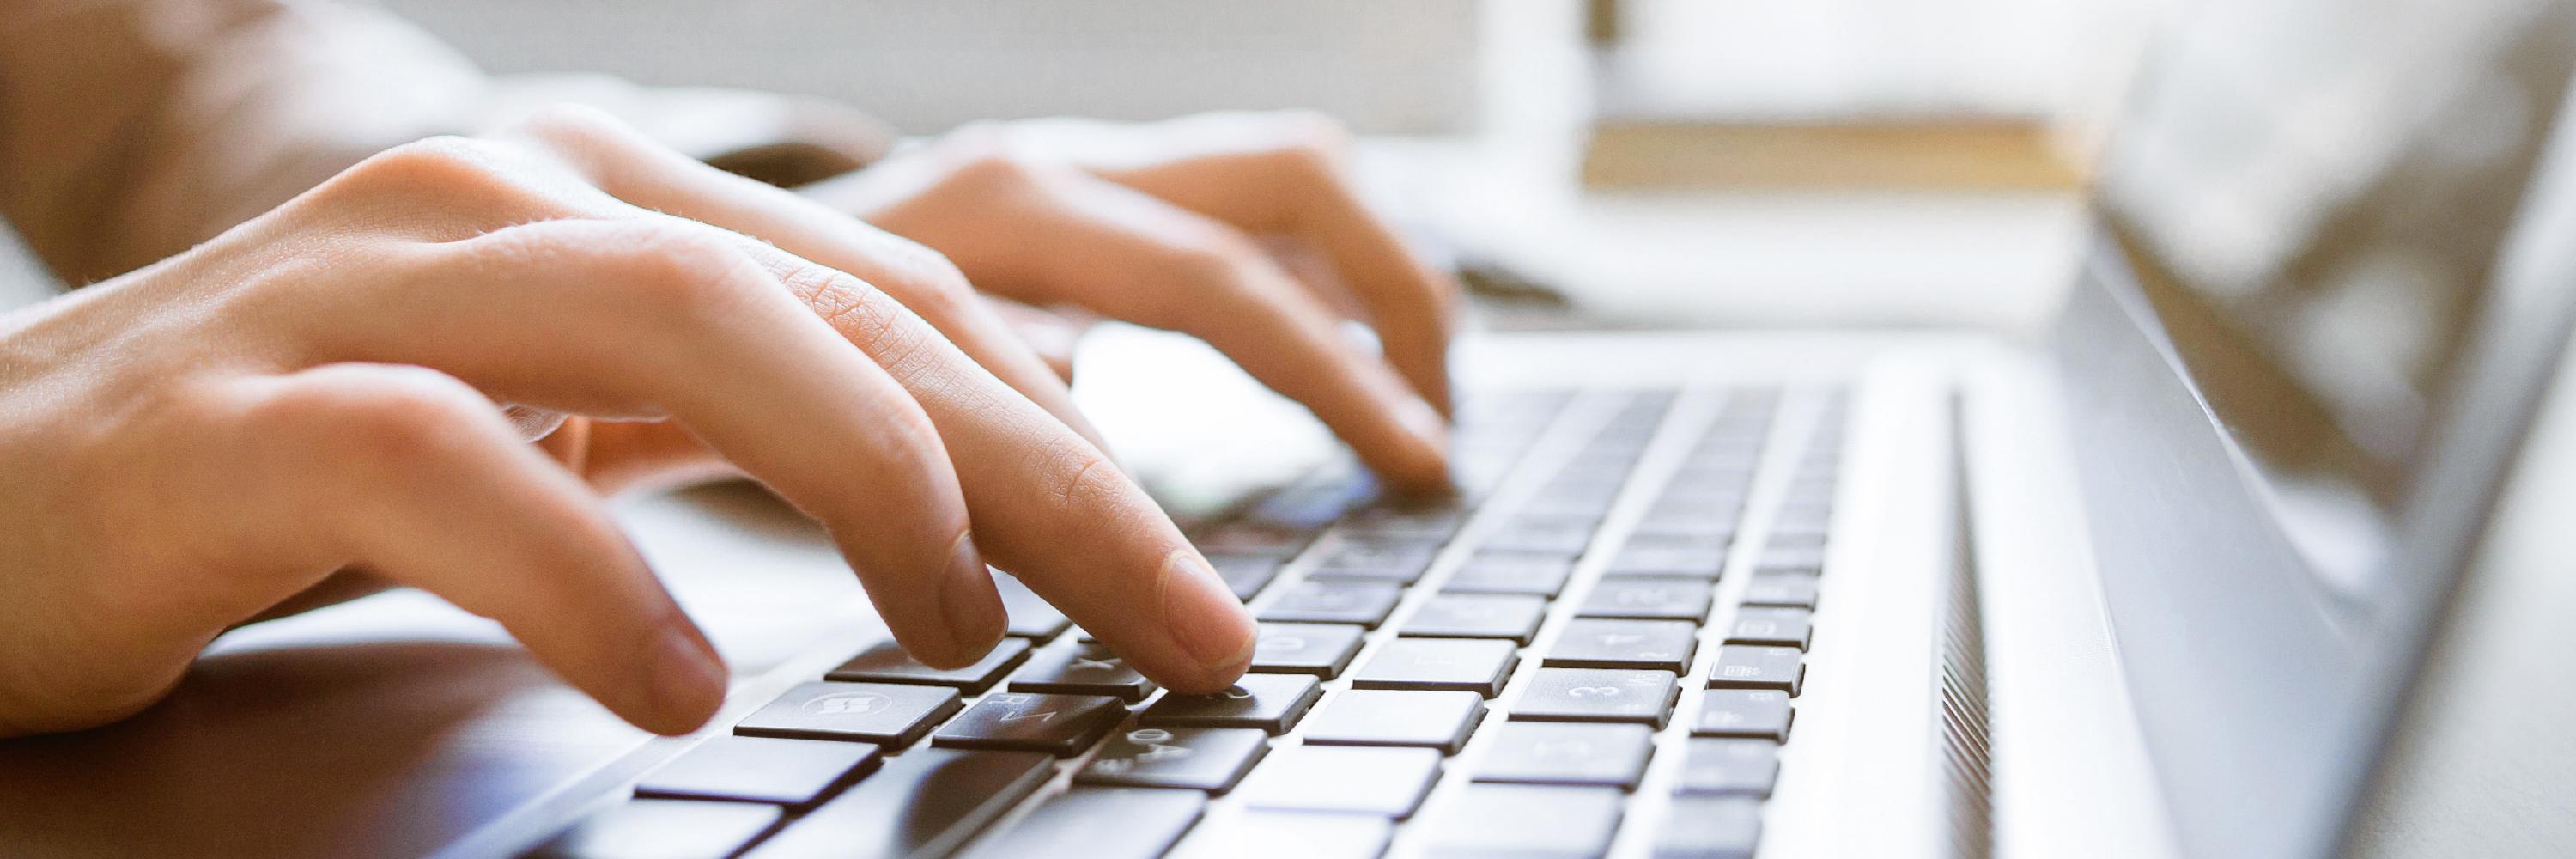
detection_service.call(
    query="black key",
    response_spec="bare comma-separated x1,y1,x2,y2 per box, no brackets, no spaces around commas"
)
1692,689,1794,740
1443,551,1576,597
1139,673,1323,734
1652,795,1764,859
1210,554,1286,600
1417,783,1625,859
1249,622,1366,678
961,787,1204,859
1607,544,1728,579
1579,576,1713,622
993,573,1071,641
1481,514,1599,555
1726,606,1814,650
1546,618,1699,673
932,691,1127,757
1259,579,1403,627
1675,738,1780,797
532,798,779,859
1076,726,1271,794
1352,638,1520,697
1248,483,1366,531
741,748,1052,859
1740,572,1820,609
1309,537,1441,583
1472,722,1656,789
1706,645,1805,695
1303,689,1486,753
826,638,1031,694
1237,745,1443,819
635,734,881,807
1169,810,1392,859
737,681,962,747
1197,521,1309,557
1510,667,1680,728
1341,501,1467,540
1010,643,1159,702
1400,593,1548,643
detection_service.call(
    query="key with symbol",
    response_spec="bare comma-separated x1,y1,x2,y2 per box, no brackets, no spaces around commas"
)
1726,606,1814,650
1009,643,1158,702
1352,638,1520,697
1706,645,1804,695
1248,622,1366,678
1509,667,1681,728
932,692,1127,757
736,681,962,747
1075,727,1271,793
1400,593,1548,643
827,639,1031,694
1139,673,1323,734
1692,689,1795,741
1442,551,1575,597
1472,722,1656,789
1578,576,1713,623
1258,579,1404,628
1544,618,1699,673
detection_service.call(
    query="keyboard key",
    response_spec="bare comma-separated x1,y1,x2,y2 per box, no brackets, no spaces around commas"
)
1675,738,1780,796
825,638,1031,694
1341,501,1467,540
1076,727,1271,794
1740,572,1820,608
635,734,881,807
993,573,1070,641
1249,622,1366,678
1546,618,1699,673
1757,544,1826,574
1510,668,1681,728
1010,643,1158,702
737,681,962,747
1259,578,1404,627
1417,783,1625,859
1309,537,1441,583
741,748,1052,859
1726,606,1814,650
532,798,780,859
1168,811,1391,859
1400,593,1548,643
1472,722,1656,789
1197,522,1309,557
1652,795,1764,858
1443,551,1576,597
932,691,1127,757
1139,673,1323,734
1706,645,1805,695
1352,638,1520,697
1481,514,1599,555
1211,555,1287,599
1303,689,1486,753
1631,513,1735,542
1237,746,1443,819
960,787,1203,859
1692,689,1795,741
1607,544,1728,578
1579,576,1713,622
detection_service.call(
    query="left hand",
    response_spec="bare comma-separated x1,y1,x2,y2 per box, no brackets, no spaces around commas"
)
803,111,1460,493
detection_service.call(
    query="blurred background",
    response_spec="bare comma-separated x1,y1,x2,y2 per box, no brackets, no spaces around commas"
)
0,0,2170,331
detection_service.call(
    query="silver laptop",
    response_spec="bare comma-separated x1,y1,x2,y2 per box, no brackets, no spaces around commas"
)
4,0,2573,856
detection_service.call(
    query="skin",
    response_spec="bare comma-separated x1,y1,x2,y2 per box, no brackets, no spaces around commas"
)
0,106,1458,738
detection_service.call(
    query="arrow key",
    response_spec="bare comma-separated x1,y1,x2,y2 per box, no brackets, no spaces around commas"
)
933,692,1127,757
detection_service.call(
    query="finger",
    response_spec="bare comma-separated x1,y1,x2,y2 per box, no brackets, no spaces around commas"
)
1066,113,1460,414
938,174,1449,492
700,238,1258,694
307,217,1005,669
498,107,1113,453
219,363,726,734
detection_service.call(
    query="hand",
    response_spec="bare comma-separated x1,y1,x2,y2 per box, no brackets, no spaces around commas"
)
805,111,1461,492
0,107,1255,738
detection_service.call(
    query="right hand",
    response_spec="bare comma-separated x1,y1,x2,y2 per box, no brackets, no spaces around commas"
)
0,107,1257,739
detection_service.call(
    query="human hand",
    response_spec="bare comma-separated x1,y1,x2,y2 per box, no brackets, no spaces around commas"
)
804,111,1460,493
0,107,1255,738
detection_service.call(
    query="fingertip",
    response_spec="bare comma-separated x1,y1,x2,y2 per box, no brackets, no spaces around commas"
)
638,624,727,735
935,539,1009,664
1157,549,1256,690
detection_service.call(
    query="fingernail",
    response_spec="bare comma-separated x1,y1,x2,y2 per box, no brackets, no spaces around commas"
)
939,534,1006,659
1160,549,1255,674
647,625,726,731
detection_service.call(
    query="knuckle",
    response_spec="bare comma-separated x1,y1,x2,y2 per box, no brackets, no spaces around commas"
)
598,223,766,320
508,103,634,149
1047,444,1127,515
287,368,490,468
1264,109,1353,168
332,136,512,199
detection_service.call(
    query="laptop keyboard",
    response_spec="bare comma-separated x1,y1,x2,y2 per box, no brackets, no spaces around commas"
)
532,386,1850,859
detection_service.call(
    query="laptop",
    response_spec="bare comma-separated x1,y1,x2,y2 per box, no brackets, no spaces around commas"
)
3,0,2573,856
